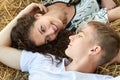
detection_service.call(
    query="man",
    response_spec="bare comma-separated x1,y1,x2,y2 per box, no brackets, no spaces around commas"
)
0,20,120,80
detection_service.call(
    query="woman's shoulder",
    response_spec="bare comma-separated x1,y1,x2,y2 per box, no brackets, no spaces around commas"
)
41,0,70,6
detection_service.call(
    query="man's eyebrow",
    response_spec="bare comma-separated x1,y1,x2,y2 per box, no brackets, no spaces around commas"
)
78,30,85,35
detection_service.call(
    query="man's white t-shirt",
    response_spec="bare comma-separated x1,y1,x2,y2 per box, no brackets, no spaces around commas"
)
20,50,120,80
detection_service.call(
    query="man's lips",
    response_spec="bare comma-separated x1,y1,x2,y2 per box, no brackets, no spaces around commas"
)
68,43,72,47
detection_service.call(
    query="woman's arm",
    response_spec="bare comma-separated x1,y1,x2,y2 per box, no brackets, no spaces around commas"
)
115,51,120,63
106,50,120,65
0,3,47,70
112,50,120,63
101,0,116,10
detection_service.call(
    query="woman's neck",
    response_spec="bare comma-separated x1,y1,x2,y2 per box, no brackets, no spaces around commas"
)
47,3,75,27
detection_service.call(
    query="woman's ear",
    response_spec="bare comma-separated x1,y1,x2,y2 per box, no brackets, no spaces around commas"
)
34,13,42,19
88,46,102,56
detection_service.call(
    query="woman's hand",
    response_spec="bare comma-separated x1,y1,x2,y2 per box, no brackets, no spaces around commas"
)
18,3,48,17
114,50,120,63
101,0,116,10
107,50,120,65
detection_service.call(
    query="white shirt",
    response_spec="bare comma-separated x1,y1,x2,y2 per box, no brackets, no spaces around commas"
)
20,50,120,80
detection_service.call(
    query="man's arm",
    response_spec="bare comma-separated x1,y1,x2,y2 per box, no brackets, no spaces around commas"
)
0,7,24,69
0,47,21,69
0,3,48,70
0,3,48,46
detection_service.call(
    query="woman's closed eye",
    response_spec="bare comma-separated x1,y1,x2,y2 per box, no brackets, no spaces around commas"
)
45,36,50,44
41,26,45,33
45,39,49,44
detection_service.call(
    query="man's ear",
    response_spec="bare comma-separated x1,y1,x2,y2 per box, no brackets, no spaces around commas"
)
34,13,42,19
88,46,102,56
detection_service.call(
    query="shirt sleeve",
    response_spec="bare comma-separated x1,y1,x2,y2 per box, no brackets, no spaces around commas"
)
109,76,120,80
72,72,120,80
91,8,109,23
81,8,108,24
20,50,45,72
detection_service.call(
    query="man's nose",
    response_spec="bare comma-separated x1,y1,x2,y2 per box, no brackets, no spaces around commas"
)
69,35,76,41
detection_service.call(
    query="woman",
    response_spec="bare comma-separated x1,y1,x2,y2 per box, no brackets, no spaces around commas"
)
10,0,120,58
0,20,120,80
11,0,120,46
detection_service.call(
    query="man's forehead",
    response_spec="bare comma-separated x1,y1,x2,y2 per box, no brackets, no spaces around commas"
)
76,22,88,33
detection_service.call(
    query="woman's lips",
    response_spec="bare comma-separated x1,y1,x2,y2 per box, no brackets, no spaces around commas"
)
52,24,58,32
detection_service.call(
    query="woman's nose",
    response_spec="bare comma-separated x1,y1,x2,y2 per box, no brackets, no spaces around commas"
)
46,27,55,35
45,27,56,41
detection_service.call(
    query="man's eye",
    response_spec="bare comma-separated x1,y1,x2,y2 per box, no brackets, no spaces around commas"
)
78,34,82,37
41,26,45,32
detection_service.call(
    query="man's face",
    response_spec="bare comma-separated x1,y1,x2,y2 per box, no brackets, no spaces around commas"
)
65,25,95,59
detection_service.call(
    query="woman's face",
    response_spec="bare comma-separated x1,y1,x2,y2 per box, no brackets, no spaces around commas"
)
65,25,95,59
29,14,65,46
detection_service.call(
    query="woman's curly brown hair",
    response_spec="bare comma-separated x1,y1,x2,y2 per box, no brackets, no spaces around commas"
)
11,7,74,63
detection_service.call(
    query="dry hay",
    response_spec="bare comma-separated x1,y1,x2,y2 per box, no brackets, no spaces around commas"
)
0,0,120,80
96,63,120,77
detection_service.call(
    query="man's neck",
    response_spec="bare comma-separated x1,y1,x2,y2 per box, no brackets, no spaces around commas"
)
65,60,98,73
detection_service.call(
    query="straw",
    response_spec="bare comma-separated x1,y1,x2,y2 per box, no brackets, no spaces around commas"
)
0,0,120,80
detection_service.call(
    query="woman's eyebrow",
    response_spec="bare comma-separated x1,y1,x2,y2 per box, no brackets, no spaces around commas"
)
38,26,42,34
